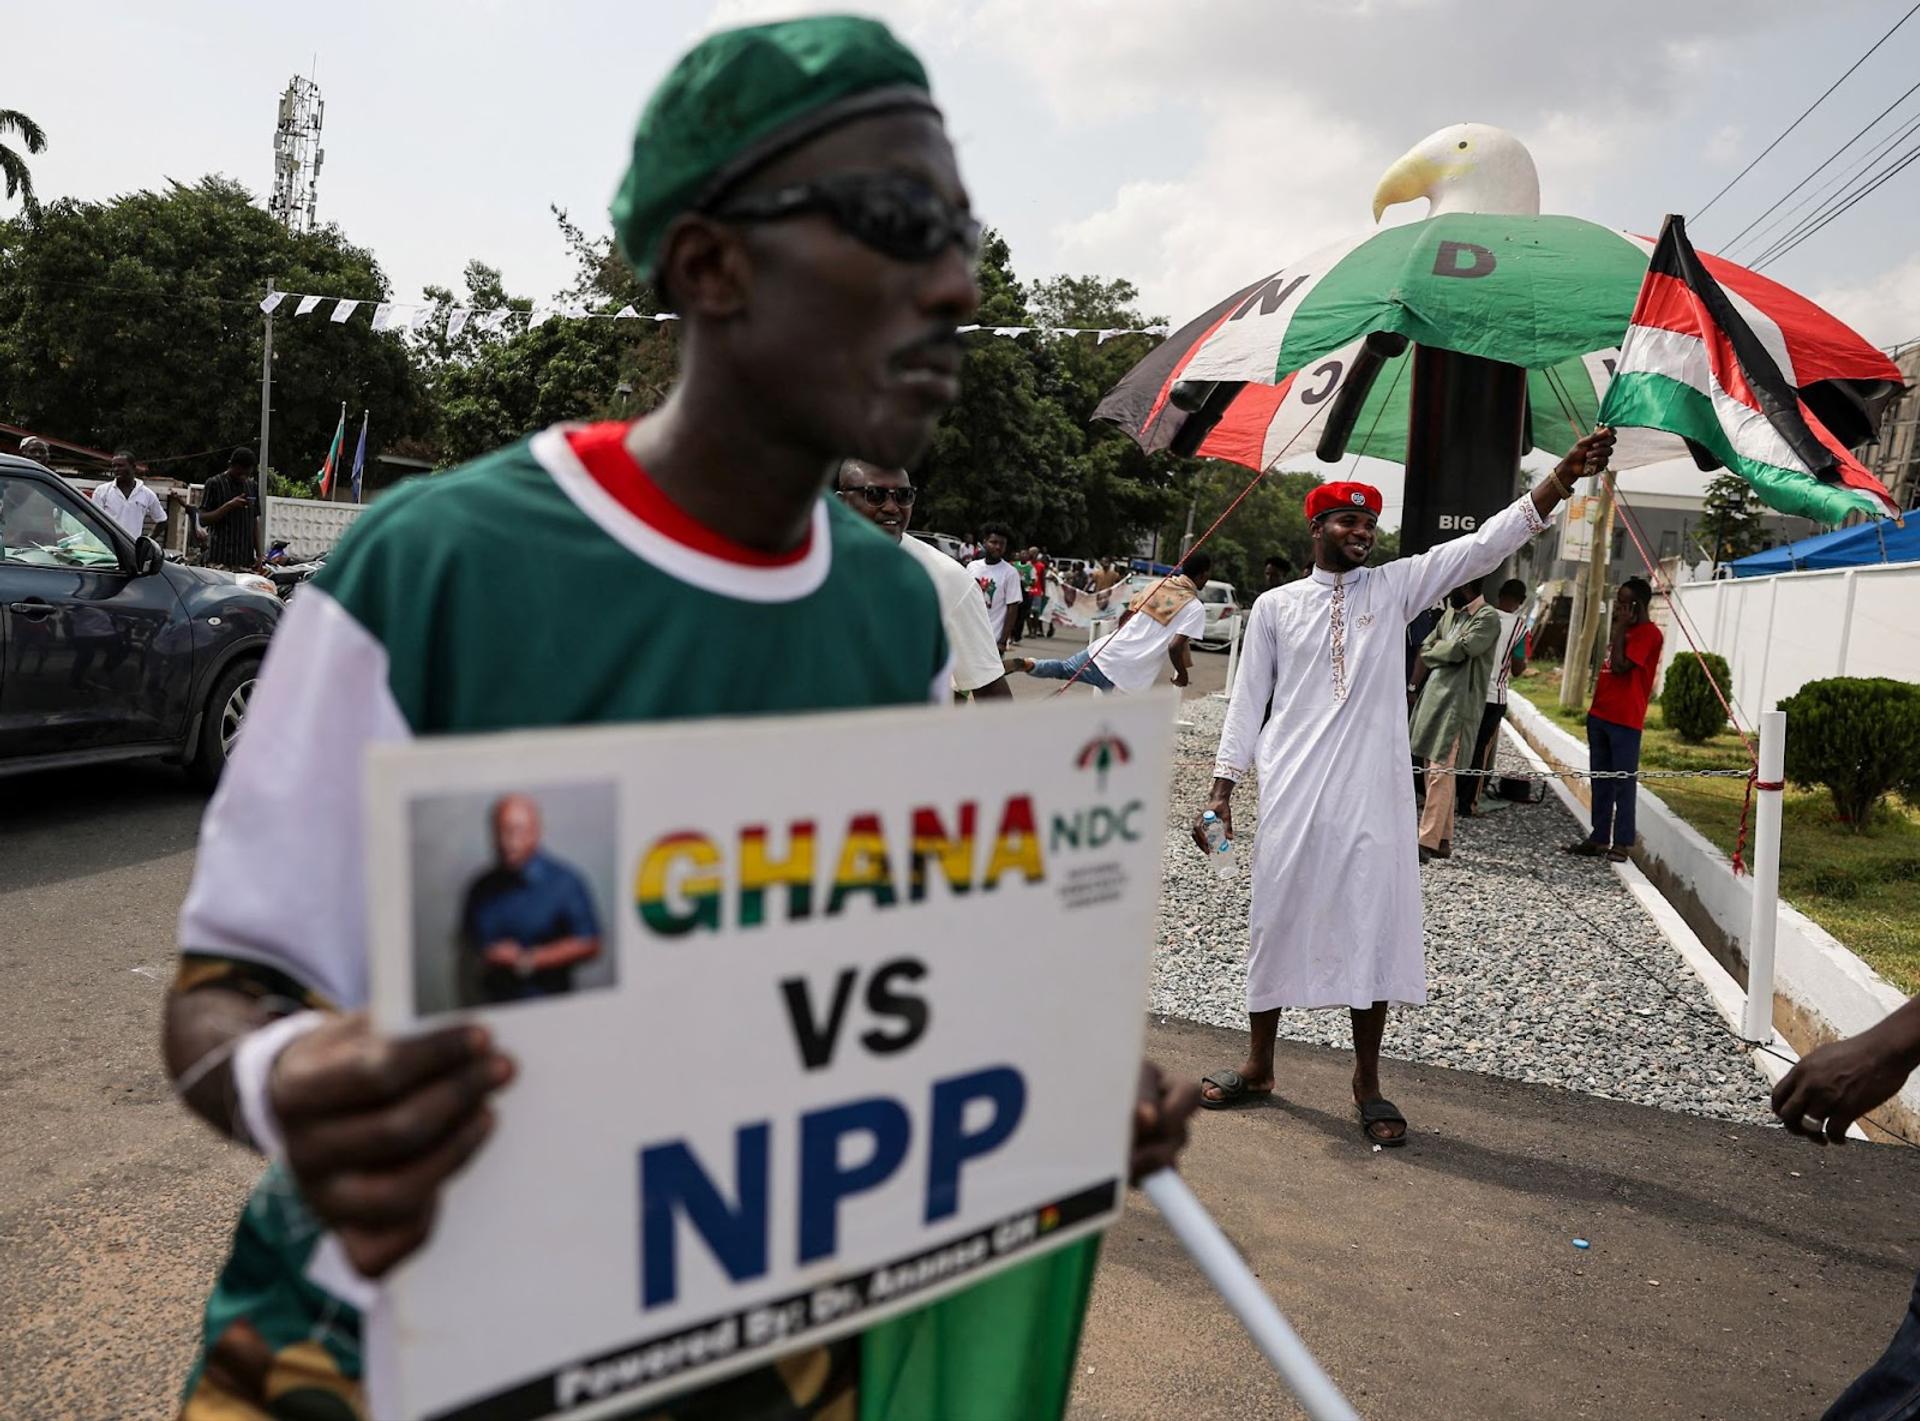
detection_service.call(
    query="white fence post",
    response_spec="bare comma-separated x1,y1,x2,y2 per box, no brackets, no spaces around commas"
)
1741,709,1787,1043
1212,615,1243,702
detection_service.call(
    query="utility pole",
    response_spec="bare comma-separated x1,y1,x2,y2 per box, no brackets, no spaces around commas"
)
258,280,275,561
1559,474,1615,709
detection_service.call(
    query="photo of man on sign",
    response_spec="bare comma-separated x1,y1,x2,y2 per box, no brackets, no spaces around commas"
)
409,783,617,1015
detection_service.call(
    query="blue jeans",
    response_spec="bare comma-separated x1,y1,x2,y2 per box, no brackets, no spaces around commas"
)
1825,1270,1920,1419
1587,713,1643,848
1025,648,1116,691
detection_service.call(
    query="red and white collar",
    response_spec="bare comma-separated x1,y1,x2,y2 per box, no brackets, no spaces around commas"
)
530,423,832,603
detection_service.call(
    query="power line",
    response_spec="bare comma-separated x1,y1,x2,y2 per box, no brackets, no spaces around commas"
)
1694,0,1920,222
1752,133,1920,270
1727,102,1920,263
1720,76,1920,256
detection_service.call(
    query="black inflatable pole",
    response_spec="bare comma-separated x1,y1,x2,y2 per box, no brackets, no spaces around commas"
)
1399,347,1528,557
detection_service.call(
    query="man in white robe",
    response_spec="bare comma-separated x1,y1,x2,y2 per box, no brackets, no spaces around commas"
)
1191,427,1616,1144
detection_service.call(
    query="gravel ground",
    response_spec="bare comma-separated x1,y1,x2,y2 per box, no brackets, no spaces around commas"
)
1153,696,1775,1124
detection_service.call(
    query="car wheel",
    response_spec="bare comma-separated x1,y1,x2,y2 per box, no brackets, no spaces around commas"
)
188,658,260,790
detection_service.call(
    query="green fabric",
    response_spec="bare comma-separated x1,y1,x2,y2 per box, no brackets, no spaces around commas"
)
315,439,946,731
1410,603,1502,761
859,1240,1100,1421
1598,371,1888,524
1277,214,1648,379
611,15,932,277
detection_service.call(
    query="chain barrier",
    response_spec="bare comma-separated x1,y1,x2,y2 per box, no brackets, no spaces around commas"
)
1170,757,1753,783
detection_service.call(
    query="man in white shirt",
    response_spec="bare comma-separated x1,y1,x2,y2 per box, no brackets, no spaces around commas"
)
835,460,1010,700
1459,577,1529,817
89,449,167,542
1008,550,1211,694
964,523,1023,650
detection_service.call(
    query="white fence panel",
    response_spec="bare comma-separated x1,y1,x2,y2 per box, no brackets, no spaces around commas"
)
267,497,367,556
1661,563,1920,716
1847,570,1920,685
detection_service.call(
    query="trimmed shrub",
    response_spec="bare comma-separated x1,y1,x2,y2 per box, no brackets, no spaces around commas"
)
1660,652,1734,742
1778,677,1920,833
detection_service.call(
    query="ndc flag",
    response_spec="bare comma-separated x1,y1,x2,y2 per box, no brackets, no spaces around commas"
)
1597,214,1900,525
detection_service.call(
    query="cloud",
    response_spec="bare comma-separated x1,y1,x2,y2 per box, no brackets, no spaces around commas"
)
1814,251,1920,348
1704,123,1744,165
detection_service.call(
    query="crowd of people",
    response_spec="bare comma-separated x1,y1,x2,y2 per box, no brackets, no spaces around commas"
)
147,14,1920,1421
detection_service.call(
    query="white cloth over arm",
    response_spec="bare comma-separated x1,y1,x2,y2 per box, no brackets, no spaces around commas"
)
176,587,411,1008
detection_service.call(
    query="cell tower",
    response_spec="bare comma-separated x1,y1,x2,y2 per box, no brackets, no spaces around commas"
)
269,76,325,233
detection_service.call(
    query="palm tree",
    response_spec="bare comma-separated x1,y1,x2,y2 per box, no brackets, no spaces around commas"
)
0,109,48,213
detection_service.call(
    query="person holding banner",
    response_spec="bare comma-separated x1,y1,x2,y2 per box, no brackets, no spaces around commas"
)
163,17,1193,1420
1192,433,1615,1142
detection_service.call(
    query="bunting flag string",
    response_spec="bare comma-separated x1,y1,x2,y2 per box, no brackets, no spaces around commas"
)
256,287,1169,343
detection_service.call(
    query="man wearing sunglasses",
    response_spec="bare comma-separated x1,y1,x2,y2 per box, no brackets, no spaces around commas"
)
836,459,1011,700
165,16,1193,1421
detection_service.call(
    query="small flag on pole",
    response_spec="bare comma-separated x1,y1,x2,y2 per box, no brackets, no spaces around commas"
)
317,404,347,498
350,411,369,503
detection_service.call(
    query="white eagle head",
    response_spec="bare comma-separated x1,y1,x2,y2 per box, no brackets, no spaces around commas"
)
1371,123,1541,222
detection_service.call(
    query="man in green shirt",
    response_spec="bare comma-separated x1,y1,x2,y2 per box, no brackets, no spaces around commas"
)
163,17,1193,1420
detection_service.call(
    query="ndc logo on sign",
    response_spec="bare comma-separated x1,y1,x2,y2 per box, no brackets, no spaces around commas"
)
1074,731,1130,792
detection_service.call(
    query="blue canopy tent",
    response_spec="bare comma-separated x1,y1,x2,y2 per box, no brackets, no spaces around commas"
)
1725,513,1920,577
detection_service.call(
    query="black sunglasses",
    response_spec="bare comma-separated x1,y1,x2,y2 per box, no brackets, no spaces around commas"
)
715,173,981,264
840,485,916,507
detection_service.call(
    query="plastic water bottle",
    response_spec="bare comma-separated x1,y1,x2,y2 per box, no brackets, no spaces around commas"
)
1201,810,1235,879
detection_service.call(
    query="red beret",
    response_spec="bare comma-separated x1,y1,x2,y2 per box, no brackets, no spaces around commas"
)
1305,481,1383,522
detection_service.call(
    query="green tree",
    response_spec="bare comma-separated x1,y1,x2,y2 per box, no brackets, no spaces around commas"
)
0,176,430,479
413,210,680,467
913,231,1083,547
0,108,46,214
1704,472,1766,565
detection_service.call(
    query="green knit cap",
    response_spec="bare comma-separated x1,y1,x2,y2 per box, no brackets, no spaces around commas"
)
612,15,937,278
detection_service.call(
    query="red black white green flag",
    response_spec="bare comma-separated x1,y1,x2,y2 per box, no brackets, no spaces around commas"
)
316,404,347,498
1598,214,1900,524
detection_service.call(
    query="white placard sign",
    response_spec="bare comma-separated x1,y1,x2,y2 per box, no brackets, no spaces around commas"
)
363,694,1176,1421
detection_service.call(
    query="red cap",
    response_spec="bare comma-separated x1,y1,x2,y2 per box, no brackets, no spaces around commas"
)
1304,481,1383,522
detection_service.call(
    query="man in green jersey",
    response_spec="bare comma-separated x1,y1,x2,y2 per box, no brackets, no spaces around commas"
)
164,16,1193,1420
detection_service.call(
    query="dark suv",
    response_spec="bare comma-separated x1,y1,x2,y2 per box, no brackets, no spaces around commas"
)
0,455,280,786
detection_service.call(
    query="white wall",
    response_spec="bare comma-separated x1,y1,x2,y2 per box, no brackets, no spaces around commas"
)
266,496,366,556
1659,563,1920,719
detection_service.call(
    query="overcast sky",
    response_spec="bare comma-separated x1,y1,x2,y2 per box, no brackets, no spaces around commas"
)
9,0,1917,340
6,2,1918,525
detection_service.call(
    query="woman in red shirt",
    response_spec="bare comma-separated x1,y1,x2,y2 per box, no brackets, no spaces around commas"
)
1566,578,1663,863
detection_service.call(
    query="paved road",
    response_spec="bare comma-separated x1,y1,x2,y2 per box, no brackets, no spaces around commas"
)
0,764,256,1421
5,752,1917,1420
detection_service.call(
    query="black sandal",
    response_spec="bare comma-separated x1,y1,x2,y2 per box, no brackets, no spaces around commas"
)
1200,1069,1272,1110
1358,1097,1409,1146
1562,839,1606,858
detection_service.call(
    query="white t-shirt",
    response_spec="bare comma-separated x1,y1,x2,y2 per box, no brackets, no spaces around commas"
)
90,479,167,540
964,557,1023,642
1487,607,1525,705
1089,596,1207,694
904,534,1005,694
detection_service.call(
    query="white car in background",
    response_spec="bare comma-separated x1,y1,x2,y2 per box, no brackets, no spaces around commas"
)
1195,580,1241,650
910,530,967,562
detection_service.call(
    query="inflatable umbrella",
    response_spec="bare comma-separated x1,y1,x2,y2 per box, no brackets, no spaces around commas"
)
1094,123,1906,550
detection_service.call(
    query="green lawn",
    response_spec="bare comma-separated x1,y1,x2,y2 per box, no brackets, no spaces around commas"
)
1511,665,1920,995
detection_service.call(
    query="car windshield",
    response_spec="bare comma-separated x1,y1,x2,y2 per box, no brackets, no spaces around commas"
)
1199,584,1234,604
1,482,122,569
